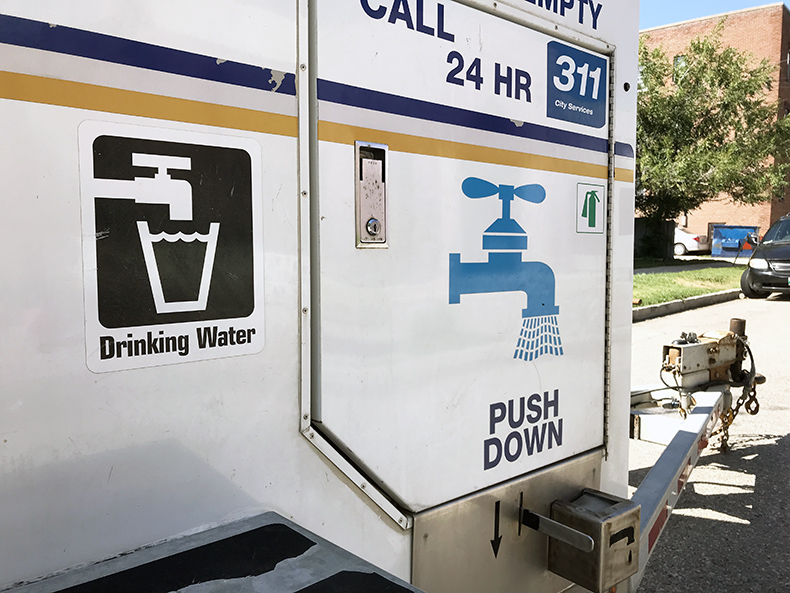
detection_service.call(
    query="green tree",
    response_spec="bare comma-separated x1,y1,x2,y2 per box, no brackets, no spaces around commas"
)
636,24,790,255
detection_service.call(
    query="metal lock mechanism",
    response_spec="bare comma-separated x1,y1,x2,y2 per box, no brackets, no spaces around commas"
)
366,217,381,237
547,489,640,593
355,141,387,247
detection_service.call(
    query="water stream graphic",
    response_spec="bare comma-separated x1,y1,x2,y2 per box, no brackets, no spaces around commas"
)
514,315,564,361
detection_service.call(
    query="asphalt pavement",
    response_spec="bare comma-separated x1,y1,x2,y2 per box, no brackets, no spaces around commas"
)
630,294,790,593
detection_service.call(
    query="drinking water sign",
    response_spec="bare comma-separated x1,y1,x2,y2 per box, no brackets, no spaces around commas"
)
80,122,264,372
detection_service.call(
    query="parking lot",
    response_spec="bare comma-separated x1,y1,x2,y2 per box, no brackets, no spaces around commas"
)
630,295,790,592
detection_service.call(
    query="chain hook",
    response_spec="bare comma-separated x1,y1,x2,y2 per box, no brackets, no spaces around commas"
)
745,386,760,415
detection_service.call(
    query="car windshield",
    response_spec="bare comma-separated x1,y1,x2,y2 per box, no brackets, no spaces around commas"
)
762,219,790,244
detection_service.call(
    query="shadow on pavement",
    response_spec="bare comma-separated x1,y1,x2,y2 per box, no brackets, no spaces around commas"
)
631,434,790,593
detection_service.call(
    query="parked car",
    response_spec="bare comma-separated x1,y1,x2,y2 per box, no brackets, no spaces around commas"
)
740,214,790,298
674,226,710,255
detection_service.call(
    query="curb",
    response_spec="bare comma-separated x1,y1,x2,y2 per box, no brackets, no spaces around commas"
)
632,289,742,322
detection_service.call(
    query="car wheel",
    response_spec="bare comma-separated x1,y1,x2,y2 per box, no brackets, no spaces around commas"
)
673,243,687,256
740,269,770,299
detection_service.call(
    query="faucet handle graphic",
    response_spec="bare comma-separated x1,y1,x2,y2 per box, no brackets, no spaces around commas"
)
462,177,546,206
132,153,191,175
462,177,546,239
513,184,546,204
462,177,501,199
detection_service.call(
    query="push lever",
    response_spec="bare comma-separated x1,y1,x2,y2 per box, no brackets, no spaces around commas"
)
520,507,594,553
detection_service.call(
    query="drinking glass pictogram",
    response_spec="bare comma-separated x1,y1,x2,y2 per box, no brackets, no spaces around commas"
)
137,221,220,314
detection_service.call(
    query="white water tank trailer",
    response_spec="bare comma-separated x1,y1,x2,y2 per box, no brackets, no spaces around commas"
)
0,1,698,592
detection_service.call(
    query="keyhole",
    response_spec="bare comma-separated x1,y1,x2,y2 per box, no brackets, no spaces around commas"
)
366,218,381,236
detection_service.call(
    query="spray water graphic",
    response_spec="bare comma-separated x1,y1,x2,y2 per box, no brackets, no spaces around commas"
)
514,315,564,361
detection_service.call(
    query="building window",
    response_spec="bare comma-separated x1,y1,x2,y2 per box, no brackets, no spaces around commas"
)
787,50,790,81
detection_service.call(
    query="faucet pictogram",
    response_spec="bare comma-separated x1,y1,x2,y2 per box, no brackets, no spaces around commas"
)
92,154,194,220
449,177,563,361
91,153,220,314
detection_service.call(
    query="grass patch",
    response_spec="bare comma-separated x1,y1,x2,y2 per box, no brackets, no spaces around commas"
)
634,266,744,307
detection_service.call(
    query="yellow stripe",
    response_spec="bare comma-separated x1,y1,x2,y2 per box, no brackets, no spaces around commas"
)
614,167,634,182
1,71,635,181
0,71,298,136
320,120,634,181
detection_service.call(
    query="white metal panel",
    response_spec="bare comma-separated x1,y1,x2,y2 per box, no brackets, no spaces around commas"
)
315,0,615,510
0,85,300,591
318,1,611,135
0,0,639,588
598,0,640,499
0,0,296,73
0,3,413,587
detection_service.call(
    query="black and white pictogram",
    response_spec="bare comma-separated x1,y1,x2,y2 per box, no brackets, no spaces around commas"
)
80,122,264,372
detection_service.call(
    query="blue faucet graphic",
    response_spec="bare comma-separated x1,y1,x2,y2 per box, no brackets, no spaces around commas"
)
449,177,559,319
449,177,563,362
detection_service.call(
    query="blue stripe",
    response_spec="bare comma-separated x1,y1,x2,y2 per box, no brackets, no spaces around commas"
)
0,12,636,159
615,142,635,158
318,79,638,157
0,13,296,95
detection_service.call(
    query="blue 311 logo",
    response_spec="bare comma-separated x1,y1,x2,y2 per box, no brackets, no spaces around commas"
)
546,41,607,129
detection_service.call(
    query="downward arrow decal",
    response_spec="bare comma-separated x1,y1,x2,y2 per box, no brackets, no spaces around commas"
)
491,500,502,558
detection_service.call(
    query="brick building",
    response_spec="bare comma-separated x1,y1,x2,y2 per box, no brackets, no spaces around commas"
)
641,3,790,241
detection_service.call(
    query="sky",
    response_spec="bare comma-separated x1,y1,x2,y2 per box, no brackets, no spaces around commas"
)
640,0,788,30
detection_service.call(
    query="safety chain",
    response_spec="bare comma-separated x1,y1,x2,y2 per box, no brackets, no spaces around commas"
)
713,384,760,452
